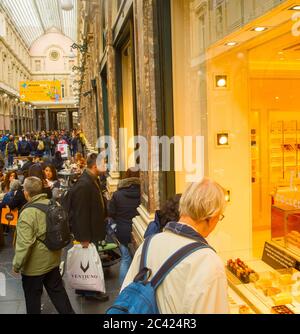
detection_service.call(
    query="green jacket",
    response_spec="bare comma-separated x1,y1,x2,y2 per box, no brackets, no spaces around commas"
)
13,194,62,276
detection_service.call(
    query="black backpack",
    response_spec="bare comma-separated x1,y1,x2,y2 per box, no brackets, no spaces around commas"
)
7,142,16,154
20,141,29,155
25,199,71,251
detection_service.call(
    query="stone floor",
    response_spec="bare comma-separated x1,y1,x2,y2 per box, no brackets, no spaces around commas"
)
0,230,120,314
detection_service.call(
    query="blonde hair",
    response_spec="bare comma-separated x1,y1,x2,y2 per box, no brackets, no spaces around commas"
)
179,178,226,222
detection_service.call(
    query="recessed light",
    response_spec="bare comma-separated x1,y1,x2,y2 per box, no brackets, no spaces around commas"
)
225,41,238,46
215,75,228,88
289,5,300,10
252,27,268,32
217,133,229,146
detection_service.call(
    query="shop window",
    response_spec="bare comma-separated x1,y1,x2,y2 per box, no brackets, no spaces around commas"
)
35,60,41,72
171,0,205,193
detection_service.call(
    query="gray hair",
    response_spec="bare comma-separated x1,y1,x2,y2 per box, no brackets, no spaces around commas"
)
23,177,43,198
10,179,21,192
180,178,226,222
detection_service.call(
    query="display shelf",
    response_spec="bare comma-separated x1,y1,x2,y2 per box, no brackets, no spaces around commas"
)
227,258,300,314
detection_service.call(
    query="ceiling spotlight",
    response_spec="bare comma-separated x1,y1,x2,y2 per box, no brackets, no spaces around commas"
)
252,27,268,32
61,0,74,11
15,98,19,102
225,41,238,46
289,5,300,10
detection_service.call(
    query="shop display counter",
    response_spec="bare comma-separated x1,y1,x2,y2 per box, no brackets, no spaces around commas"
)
226,257,300,314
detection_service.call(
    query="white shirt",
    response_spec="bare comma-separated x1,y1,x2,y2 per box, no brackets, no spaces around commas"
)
122,229,230,314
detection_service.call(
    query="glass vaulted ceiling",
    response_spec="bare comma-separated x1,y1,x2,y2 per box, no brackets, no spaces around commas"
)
0,0,77,48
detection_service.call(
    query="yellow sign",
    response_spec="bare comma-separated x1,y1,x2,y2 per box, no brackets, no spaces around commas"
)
20,81,62,102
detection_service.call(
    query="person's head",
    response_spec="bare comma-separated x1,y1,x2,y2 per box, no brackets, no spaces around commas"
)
9,179,21,192
87,153,106,176
23,177,43,201
125,167,140,179
28,164,45,181
159,194,182,230
9,171,18,182
9,135,13,141
55,151,62,160
43,163,57,181
75,152,83,161
179,178,226,238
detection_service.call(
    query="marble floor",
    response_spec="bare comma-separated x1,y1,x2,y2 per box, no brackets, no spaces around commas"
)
0,231,120,314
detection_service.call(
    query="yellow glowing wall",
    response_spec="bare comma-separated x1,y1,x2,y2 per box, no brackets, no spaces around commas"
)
206,49,252,256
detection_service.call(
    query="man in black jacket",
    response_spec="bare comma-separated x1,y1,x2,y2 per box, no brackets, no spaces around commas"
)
70,153,108,301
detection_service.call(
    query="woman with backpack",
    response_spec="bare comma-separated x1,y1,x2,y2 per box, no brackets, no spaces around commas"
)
36,137,45,158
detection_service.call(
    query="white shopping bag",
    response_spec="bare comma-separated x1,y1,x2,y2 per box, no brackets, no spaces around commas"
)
66,244,106,293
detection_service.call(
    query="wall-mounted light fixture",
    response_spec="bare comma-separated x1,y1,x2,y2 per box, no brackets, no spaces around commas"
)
215,75,228,88
71,41,88,54
73,79,85,85
72,65,85,73
217,133,229,147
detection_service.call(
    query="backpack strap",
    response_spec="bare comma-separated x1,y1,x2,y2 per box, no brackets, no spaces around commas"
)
133,235,156,283
22,203,48,214
150,242,212,290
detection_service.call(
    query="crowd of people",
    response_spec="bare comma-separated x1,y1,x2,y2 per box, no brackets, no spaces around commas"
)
0,129,87,168
0,127,230,314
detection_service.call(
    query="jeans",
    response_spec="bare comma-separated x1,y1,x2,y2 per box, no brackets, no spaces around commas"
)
119,244,132,286
22,267,75,314
8,154,14,167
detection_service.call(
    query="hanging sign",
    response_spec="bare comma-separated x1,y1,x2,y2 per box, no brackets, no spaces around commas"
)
20,81,62,102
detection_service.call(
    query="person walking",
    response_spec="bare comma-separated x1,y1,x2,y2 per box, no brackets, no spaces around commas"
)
6,135,17,167
18,136,31,157
12,177,75,314
70,153,108,301
107,168,141,285
121,178,229,314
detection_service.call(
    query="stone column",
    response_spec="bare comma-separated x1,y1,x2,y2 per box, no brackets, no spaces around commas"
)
45,109,50,131
106,0,120,192
37,112,42,131
33,110,37,131
16,110,20,135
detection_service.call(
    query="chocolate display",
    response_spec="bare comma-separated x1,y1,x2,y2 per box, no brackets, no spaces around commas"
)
271,305,294,314
227,259,259,284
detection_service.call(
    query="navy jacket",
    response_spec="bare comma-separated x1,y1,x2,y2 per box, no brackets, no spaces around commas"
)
108,178,141,246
